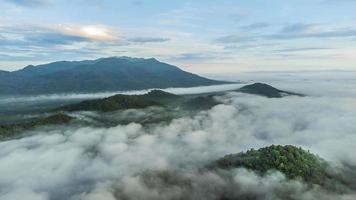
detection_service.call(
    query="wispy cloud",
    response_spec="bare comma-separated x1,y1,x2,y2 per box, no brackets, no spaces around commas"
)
215,34,258,44
128,37,170,43
240,22,270,31
274,47,334,53
4,0,51,7
0,25,89,47
170,53,216,61
0,24,125,63
56,24,120,41
269,23,356,40
0,0,356,72
0,23,178,66
0,24,121,47
216,23,356,44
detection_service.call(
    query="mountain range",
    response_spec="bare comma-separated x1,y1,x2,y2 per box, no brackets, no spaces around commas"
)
0,57,227,95
56,83,301,112
57,90,179,112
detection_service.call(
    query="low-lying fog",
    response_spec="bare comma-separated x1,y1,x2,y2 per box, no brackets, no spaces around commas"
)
1,71,356,200
0,83,244,123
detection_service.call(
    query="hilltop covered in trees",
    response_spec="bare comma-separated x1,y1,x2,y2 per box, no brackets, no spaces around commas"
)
210,145,329,184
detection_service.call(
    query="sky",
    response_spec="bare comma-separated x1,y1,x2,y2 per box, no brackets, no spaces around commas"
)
0,0,356,74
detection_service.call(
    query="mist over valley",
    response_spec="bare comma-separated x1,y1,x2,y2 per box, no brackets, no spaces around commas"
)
1,67,356,200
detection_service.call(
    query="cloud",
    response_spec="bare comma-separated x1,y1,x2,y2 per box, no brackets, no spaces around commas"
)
240,22,270,31
0,24,127,62
128,37,170,43
0,24,120,48
0,83,243,106
280,23,317,33
26,32,88,45
0,26,89,49
114,168,356,200
1,74,356,199
269,23,356,40
215,34,257,44
4,0,51,7
170,53,216,61
57,24,119,41
216,23,356,45
274,47,333,53
0,23,177,64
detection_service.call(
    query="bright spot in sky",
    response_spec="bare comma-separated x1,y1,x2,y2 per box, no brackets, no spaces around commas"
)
82,26,109,38
57,24,117,41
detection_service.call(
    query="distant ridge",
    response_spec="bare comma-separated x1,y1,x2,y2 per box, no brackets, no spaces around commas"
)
236,83,303,98
0,57,228,95
56,90,181,112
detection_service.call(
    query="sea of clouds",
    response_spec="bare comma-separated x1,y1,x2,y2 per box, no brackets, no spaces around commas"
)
0,71,356,200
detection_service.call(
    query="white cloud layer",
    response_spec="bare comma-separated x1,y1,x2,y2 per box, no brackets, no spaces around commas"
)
0,73,356,199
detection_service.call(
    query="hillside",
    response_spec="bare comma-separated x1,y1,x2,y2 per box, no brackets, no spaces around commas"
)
57,90,182,112
181,95,219,110
55,83,302,112
0,57,227,95
236,83,303,98
210,145,329,184
0,113,73,139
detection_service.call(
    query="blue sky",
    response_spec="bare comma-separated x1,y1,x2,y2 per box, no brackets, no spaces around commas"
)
0,0,356,74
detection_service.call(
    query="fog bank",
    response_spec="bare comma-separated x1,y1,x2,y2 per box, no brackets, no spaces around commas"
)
1,73,356,199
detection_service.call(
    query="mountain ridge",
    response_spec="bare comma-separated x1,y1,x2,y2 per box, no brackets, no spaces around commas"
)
56,89,181,112
0,57,228,95
236,82,304,98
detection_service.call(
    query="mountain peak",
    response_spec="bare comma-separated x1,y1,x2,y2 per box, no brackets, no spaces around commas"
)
98,56,158,62
145,90,180,99
1,57,228,95
237,82,303,98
